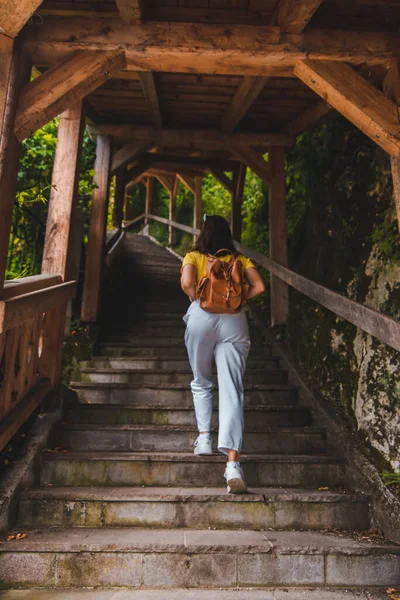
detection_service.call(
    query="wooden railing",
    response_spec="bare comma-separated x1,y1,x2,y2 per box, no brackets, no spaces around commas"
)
132,213,400,353
0,274,76,451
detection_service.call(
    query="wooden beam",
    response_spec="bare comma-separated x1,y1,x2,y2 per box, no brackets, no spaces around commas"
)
169,176,178,246
23,18,397,76
145,177,153,225
126,157,153,185
111,140,153,173
177,173,195,195
88,124,293,150
42,103,85,281
14,51,126,142
231,162,246,241
115,0,144,24
140,152,238,173
221,76,269,134
114,167,126,228
194,177,202,241
273,0,324,33
138,71,163,129
294,60,400,156
156,173,174,194
208,166,234,194
286,99,332,136
268,146,288,327
230,144,272,185
0,0,44,37
383,59,400,234
81,135,112,322
0,35,13,140
0,44,30,293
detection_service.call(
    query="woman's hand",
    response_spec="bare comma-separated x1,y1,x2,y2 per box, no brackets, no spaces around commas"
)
181,264,197,301
244,267,266,300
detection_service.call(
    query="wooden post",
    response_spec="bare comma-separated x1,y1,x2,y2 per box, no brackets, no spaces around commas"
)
145,176,153,224
383,60,400,234
42,102,85,280
0,43,30,295
0,36,13,140
81,135,112,322
114,167,126,228
123,184,131,221
194,176,202,241
169,176,178,246
231,162,246,241
269,146,289,327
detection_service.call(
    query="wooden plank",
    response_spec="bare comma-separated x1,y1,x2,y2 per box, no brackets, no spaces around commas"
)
146,213,199,236
0,379,52,453
143,153,238,172
383,59,400,233
230,144,272,185
42,103,85,281
177,173,195,195
123,212,146,230
209,166,234,194
2,274,62,301
234,241,400,352
156,173,174,194
169,177,178,246
14,51,126,141
111,140,153,173
39,302,67,386
273,0,324,33
0,0,44,37
0,35,13,141
115,0,144,24
294,60,400,156
231,162,246,241
390,156,400,234
138,71,163,129
0,281,76,333
0,326,21,419
24,18,396,76
81,135,112,322
144,177,153,225
88,124,293,149
0,44,30,291
221,75,269,133
268,146,289,327
113,167,126,228
286,99,332,136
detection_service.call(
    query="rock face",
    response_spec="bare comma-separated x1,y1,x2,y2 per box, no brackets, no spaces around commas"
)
0,233,399,596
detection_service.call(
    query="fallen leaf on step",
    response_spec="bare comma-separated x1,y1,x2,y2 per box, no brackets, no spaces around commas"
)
15,533,27,540
387,590,397,594
318,487,329,491
7,535,15,541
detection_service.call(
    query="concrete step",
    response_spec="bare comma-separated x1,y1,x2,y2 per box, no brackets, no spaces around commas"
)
1,528,399,588
69,383,300,409
81,356,279,372
65,404,302,429
49,424,327,454
78,368,288,385
0,590,390,600
97,343,273,358
40,452,345,488
19,486,370,531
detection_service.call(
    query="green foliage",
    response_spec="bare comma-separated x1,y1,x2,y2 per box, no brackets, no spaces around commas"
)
381,470,400,487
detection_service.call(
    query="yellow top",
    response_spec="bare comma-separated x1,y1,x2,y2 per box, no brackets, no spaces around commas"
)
181,251,255,281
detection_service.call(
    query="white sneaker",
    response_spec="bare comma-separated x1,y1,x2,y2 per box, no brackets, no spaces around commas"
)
224,461,247,494
194,435,212,456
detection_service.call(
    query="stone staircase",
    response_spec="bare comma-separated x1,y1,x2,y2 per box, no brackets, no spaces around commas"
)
0,233,399,598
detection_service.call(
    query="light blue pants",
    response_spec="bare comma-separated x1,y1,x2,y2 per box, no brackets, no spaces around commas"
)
183,300,251,455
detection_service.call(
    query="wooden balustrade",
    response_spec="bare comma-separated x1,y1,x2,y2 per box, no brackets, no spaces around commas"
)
141,213,400,353
0,274,76,452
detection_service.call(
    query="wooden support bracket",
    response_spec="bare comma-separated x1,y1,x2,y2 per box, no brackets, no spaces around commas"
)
230,144,272,185
111,140,154,173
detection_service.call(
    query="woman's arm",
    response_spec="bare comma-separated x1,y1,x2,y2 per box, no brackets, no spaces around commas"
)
180,264,197,301
244,267,266,300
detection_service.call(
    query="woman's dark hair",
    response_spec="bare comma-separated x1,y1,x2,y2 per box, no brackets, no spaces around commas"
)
193,215,236,256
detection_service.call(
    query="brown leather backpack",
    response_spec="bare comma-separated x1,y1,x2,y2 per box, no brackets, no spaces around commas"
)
196,249,249,314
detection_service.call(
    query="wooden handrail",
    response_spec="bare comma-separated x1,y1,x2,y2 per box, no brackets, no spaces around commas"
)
2,273,63,301
144,213,400,352
123,213,146,230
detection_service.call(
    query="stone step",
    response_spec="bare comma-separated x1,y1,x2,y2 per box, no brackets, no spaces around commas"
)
81,356,279,372
97,344,273,359
65,404,302,428
78,368,288,385
1,528,399,588
49,424,327,454
0,590,390,600
40,452,344,488
19,486,370,531
70,382,300,409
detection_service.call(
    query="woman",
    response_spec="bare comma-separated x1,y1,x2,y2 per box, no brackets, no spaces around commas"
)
180,215,265,493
